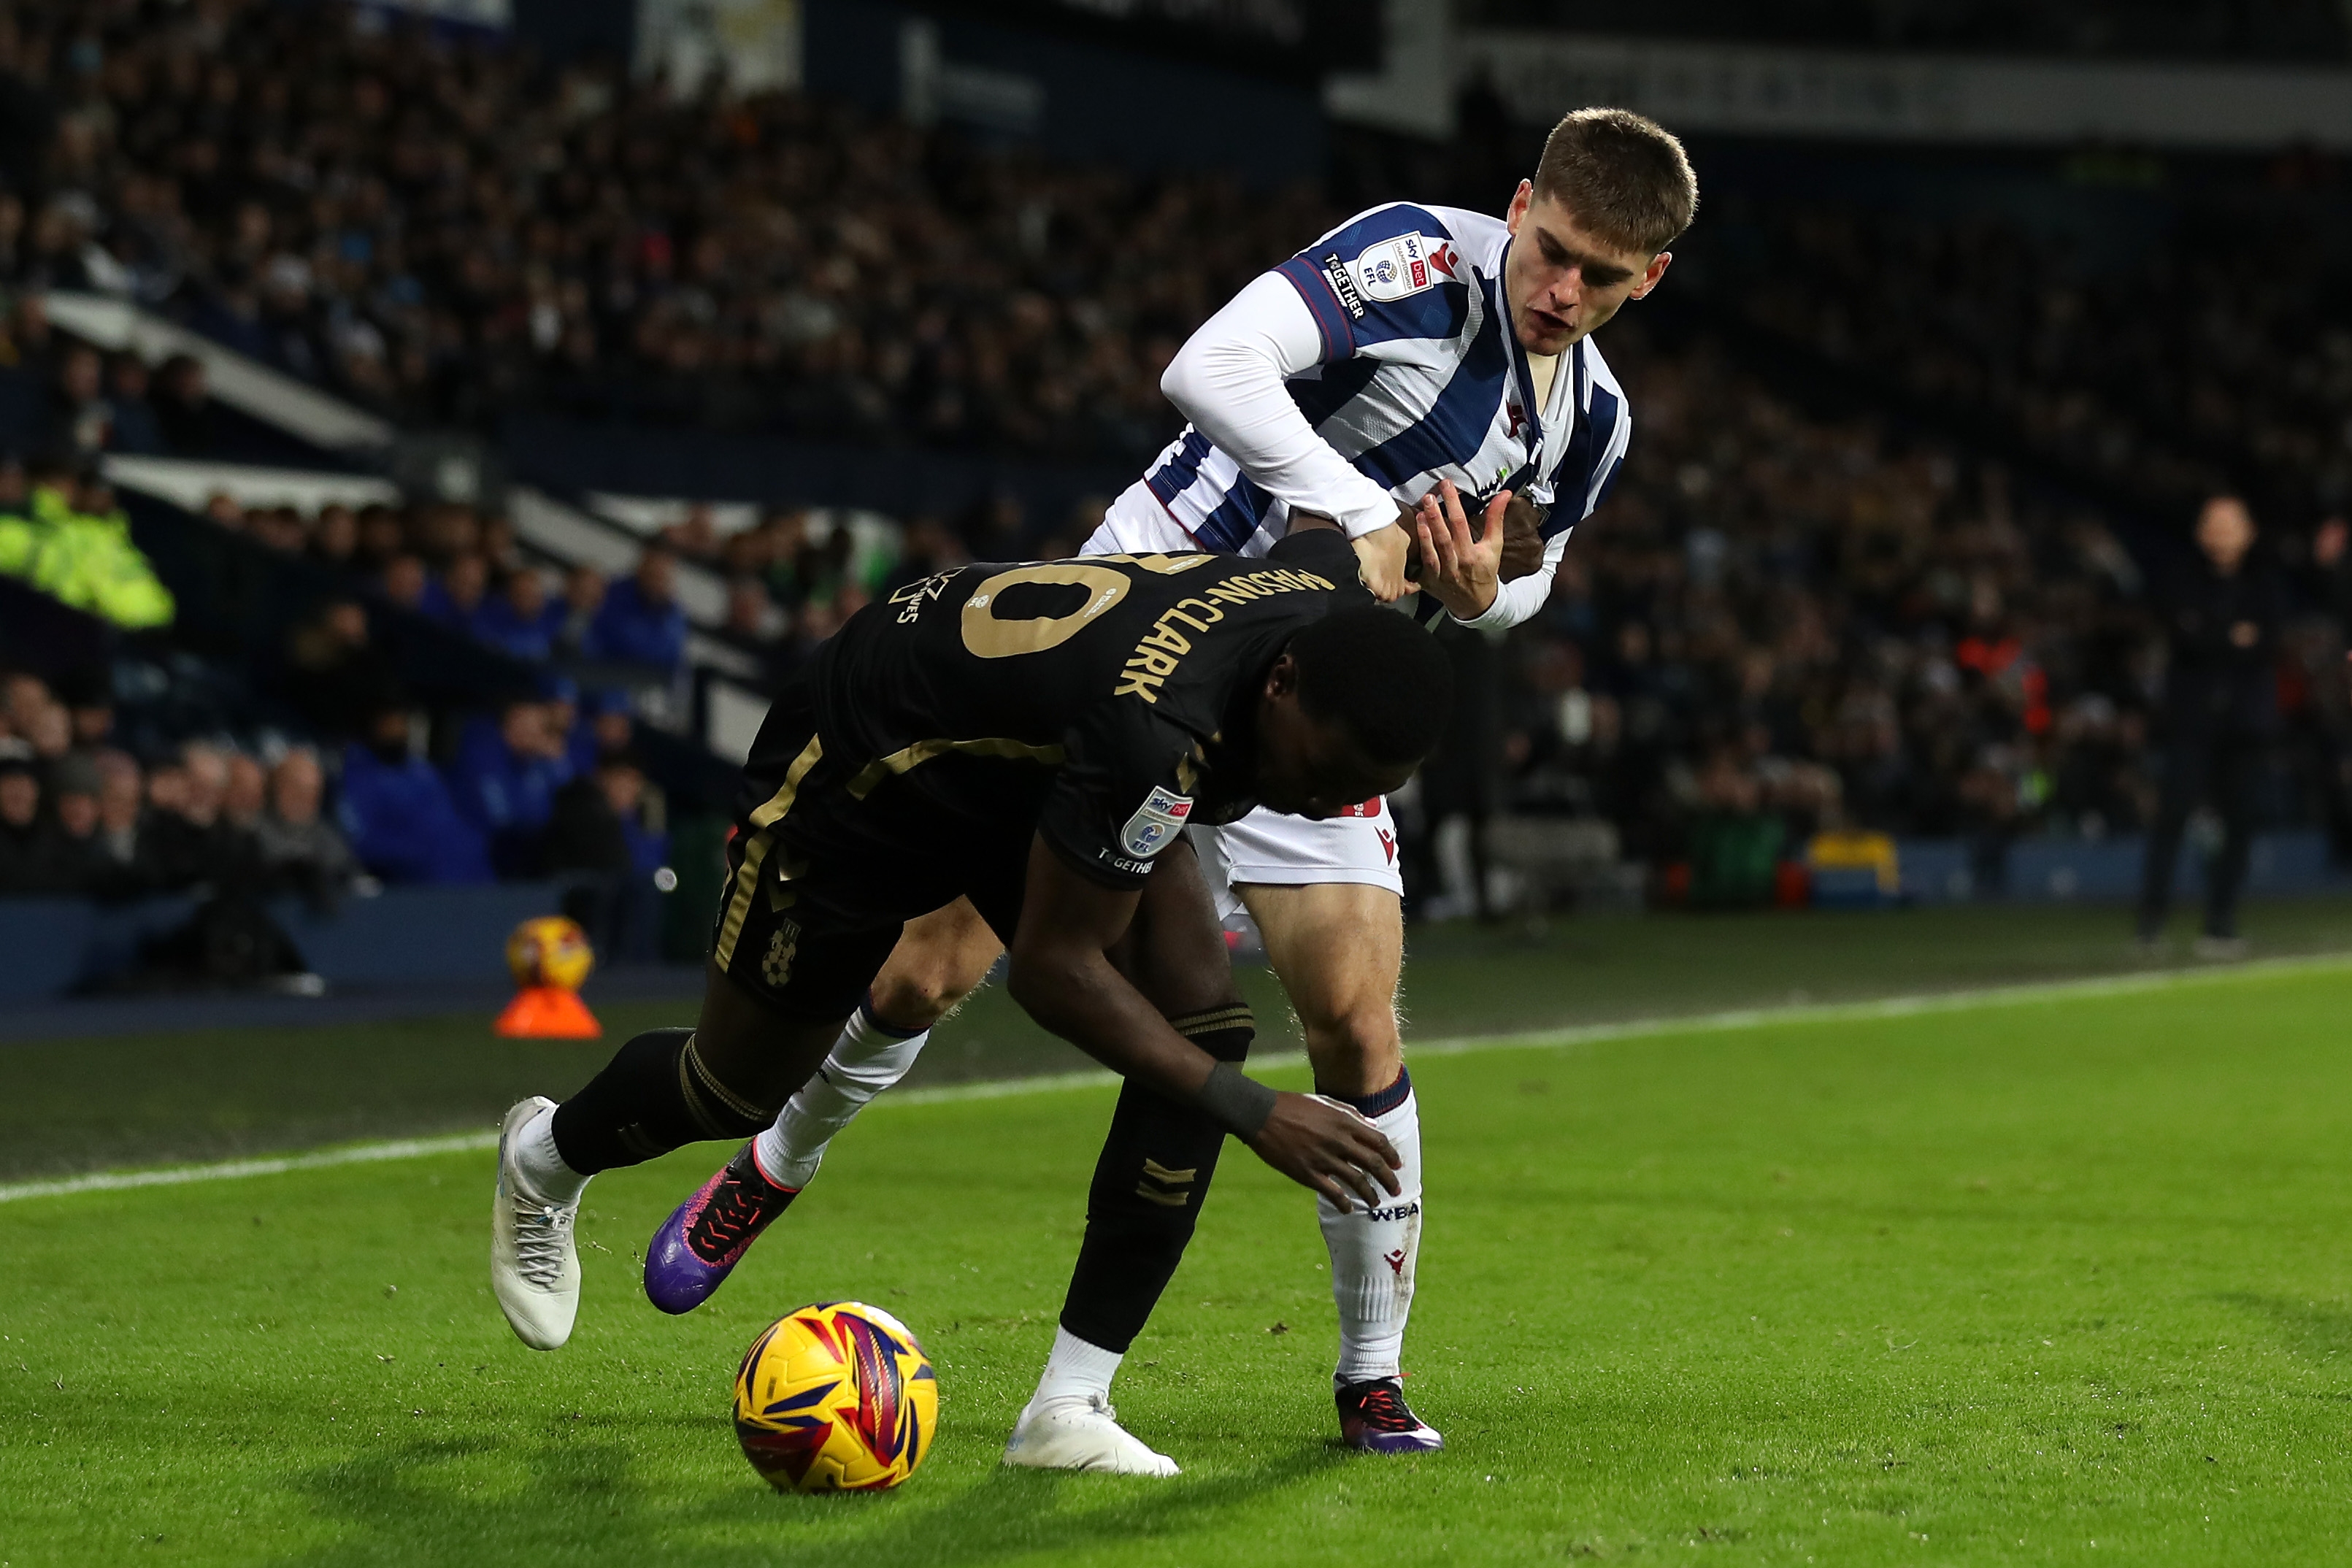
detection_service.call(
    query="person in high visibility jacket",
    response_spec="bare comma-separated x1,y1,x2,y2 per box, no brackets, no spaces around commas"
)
0,462,174,631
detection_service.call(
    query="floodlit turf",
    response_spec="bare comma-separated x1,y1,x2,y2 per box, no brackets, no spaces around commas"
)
4,961,2351,1564
12,896,2352,1180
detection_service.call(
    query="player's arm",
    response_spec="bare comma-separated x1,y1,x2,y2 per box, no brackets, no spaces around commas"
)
1004,837,1402,1206
1269,511,1380,610
1158,272,1414,601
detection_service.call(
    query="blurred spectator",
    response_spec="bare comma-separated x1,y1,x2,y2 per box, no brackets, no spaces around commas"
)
104,353,163,454
577,688,636,772
545,748,669,961
883,516,971,594
378,553,428,614
144,740,259,891
20,691,69,760
588,547,688,672
150,353,214,456
2136,497,2288,950
310,504,359,570
42,342,109,455
45,750,107,891
0,458,174,629
89,748,153,894
546,749,666,876
473,566,563,661
56,663,112,750
222,752,267,835
337,702,491,885
355,505,407,573
1,292,55,378
1684,758,1785,910
284,599,393,737
420,552,489,631
556,564,607,655
723,574,788,660
248,505,306,553
0,753,72,893
661,504,722,561
253,748,358,904
446,696,571,876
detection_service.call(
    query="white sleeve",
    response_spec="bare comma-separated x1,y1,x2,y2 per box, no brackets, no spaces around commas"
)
1158,271,1402,539
1450,529,1569,631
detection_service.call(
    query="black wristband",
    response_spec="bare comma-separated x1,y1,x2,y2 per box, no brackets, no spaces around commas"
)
1196,1060,1278,1140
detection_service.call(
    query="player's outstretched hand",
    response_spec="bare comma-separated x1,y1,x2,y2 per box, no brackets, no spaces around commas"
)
1410,479,1507,620
1246,1091,1402,1208
1351,518,1413,603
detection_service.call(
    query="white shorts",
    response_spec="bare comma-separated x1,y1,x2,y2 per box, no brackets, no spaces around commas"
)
1084,491,1403,917
1191,801,1404,921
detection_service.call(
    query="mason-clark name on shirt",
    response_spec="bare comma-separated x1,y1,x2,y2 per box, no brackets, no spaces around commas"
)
1114,566,1336,704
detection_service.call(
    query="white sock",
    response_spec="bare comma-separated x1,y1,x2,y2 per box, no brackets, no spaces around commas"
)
515,1106,590,1204
753,1004,930,1189
1026,1326,1123,1411
1320,1079,1423,1386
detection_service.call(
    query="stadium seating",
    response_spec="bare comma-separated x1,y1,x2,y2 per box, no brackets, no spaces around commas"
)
4,0,2349,933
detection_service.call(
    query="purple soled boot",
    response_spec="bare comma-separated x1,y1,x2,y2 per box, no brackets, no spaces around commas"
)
643,1142,799,1315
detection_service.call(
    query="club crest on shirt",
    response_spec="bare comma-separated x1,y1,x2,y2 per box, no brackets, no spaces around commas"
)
1355,234,1458,303
1119,785,1194,860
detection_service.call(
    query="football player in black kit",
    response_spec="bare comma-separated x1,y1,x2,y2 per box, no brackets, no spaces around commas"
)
489,518,1454,1429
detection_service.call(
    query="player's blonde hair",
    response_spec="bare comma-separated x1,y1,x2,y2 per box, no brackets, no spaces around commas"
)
1532,107,1699,255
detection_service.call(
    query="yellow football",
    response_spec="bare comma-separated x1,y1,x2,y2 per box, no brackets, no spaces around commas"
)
732,1302,939,1492
505,915,594,991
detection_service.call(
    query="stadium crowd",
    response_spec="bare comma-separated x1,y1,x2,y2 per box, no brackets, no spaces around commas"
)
0,649,669,902
1499,323,2351,898
1691,191,2352,531
1,1,2348,914
1461,0,2352,61
0,0,1322,462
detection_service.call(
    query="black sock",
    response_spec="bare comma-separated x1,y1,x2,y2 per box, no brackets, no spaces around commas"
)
550,1028,778,1175
1057,1004,1253,1355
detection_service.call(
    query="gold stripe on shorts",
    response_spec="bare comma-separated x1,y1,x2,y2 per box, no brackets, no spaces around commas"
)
714,734,824,970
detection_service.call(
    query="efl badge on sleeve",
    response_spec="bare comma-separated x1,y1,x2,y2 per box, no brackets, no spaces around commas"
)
1119,786,1194,861
1356,233,1450,302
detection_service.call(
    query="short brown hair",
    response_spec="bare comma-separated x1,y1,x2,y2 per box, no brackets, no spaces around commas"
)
1532,108,1698,255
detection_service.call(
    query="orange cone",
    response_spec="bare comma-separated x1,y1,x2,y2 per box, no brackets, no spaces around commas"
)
495,985,603,1039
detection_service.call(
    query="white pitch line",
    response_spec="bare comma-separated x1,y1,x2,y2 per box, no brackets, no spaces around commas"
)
4,949,2348,1207
0,1131,499,1205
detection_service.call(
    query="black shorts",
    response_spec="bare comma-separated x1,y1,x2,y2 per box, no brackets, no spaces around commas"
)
708,678,1029,1024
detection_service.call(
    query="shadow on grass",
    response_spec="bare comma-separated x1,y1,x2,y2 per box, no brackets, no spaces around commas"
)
270,1428,1350,1567
2212,1291,2352,1363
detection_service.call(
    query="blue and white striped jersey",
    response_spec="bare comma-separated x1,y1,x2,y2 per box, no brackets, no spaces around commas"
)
1091,201,1632,629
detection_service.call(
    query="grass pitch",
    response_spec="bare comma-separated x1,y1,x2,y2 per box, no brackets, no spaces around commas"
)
4,945,2351,1564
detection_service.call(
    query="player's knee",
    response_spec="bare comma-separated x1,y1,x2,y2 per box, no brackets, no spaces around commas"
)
1306,999,1402,1093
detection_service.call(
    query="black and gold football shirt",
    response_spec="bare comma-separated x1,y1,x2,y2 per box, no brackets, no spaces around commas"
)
724,525,1374,951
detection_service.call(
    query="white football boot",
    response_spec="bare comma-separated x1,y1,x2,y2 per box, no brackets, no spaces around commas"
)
1002,1393,1181,1477
491,1096,584,1350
